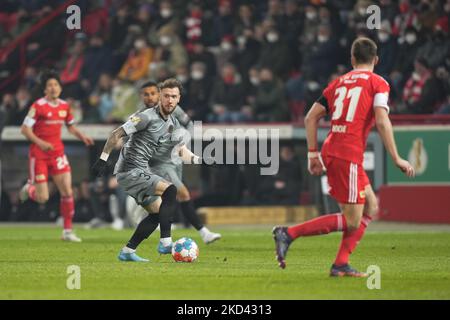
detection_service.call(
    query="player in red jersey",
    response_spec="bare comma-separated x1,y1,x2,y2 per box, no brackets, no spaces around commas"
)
273,37,415,277
19,70,94,242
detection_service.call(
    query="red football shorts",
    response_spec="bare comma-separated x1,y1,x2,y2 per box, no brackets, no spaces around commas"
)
29,154,71,183
323,156,370,204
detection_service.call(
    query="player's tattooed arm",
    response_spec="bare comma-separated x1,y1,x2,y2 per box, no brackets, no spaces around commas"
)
102,127,127,159
91,127,126,177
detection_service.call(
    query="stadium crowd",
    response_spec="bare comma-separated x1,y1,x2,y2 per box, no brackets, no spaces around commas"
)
1,0,449,125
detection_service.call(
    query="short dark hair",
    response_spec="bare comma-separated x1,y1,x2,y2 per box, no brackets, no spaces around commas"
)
158,78,183,93
40,69,61,90
140,80,158,90
351,37,378,65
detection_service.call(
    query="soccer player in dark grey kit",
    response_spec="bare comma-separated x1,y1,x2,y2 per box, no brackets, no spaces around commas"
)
92,79,202,262
129,81,221,244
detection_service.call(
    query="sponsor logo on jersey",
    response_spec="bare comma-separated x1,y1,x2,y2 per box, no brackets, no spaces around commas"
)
28,107,36,118
130,116,141,125
332,125,347,133
48,112,52,117
59,110,67,118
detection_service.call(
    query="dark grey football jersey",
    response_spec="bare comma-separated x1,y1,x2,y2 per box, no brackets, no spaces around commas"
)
114,106,183,174
131,104,193,131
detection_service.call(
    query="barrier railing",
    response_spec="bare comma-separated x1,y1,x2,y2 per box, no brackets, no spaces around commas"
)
0,0,77,92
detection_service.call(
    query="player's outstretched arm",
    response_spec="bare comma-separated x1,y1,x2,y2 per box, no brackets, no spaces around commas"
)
92,127,127,177
305,102,327,176
374,107,415,177
67,124,94,146
20,124,54,151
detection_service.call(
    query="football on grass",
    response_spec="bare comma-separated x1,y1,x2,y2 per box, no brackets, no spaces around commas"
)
172,237,199,262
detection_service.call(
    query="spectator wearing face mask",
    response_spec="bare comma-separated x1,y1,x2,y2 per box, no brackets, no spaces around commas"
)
301,24,339,85
402,58,446,114
215,35,239,73
189,41,217,80
390,27,422,101
234,4,258,38
235,28,261,81
253,68,289,122
213,0,235,46
208,63,248,123
151,0,180,34
184,62,212,121
300,5,320,47
265,0,285,32
258,28,293,79
81,34,112,91
284,0,303,69
152,27,188,76
243,67,260,106
375,20,398,79
416,25,450,70
118,36,153,82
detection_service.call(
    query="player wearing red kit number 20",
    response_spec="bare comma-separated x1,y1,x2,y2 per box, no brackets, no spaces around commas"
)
20,70,94,242
273,37,415,277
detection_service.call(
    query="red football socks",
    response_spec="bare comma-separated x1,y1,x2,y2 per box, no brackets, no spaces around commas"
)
287,213,347,239
334,215,372,266
60,196,75,230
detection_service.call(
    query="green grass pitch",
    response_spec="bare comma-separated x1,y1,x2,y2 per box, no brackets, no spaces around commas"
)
1,224,450,299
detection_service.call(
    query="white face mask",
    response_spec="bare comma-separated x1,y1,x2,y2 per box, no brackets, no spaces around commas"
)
191,70,204,80
405,33,417,44
134,40,145,49
221,42,232,51
160,36,172,46
378,32,389,43
266,32,279,43
237,36,246,47
318,35,329,43
160,8,172,18
306,11,317,20
250,77,259,85
177,75,188,83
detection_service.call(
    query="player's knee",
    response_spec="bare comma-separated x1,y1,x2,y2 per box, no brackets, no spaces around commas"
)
162,184,177,204
36,194,49,204
346,217,361,231
60,189,73,198
365,202,378,217
177,187,190,202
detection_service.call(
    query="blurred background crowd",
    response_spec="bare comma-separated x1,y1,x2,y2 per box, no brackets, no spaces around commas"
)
1,0,449,126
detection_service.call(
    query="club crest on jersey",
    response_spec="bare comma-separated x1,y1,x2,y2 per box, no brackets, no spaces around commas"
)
28,107,36,117
130,116,141,125
59,110,67,118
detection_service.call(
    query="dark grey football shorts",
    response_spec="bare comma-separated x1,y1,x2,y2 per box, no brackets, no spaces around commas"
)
116,168,165,206
150,162,184,189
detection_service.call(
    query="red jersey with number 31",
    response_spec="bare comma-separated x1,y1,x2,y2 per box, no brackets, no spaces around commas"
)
321,69,390,165
23,97,74,159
